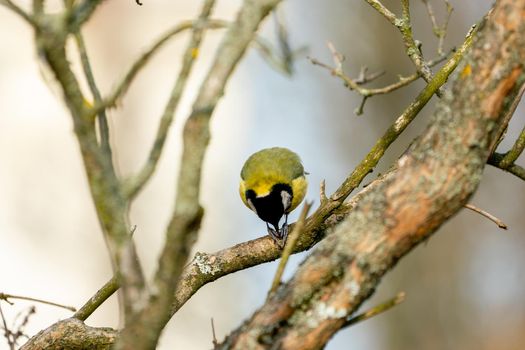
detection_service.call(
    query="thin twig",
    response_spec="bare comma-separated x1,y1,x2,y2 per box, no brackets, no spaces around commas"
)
10,306,36,346
74,32,114,163
500,125,525,168
365,0,445,96
123,10,218,200
332,24,477,201
0,302,15,350
464,203,508,229
320,180,328,204
422,0,453,56
96,19,227,115
309,45,451,115
487,80,525,181
343,292,405,328
0,293,76,312
73,276,119,321
211,318,218,349
97,18,297,117
400,0,436,87
269,202,313,295
0,0,36,25
68,0,105,31
252,36,307,76
273,7,293,74
488,153,525,181
364,0,398,25
355,66,386,84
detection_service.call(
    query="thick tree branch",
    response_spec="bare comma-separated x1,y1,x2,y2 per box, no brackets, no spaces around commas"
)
33,1,145,324
114,1,282,349
220,1,525,348
20,319,116,350
69,21,473,324
19,1,523,349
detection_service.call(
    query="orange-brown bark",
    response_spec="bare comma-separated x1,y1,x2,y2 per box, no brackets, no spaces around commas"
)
220,1,525,349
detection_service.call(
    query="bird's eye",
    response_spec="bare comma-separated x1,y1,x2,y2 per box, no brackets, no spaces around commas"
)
245,189,256,201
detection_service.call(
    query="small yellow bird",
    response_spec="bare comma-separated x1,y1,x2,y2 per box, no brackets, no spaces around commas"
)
239,147,308,247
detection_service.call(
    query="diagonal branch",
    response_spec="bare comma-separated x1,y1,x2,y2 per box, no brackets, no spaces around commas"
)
309,45,451,114
32,2,145,324
499,123,525,168
20,318,117,350
221,1,525,348
365,0,443,96
0,0,36,25
68,0,105,31
114,1,283,349
331,23,477,202
71,18,476,323
488,152,525,180
75,32,114,165
95,19,227,115
422,0,453,56
123,4,218,200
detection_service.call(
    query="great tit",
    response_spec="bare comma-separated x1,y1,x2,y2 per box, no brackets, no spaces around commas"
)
239,147,308,247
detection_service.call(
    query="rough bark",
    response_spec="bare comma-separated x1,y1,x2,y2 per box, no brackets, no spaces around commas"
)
220,1,525,348
20,318,117,350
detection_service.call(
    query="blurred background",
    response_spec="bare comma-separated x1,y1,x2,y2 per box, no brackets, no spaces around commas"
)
1,0,524,349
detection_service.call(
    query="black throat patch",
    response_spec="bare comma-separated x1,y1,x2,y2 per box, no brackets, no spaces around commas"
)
246,183,293,229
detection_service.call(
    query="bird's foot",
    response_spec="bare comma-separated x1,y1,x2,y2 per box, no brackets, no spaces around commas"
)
267,224,287,249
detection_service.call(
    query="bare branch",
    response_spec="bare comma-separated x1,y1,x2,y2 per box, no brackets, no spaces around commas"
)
309,45,451,114
0,0,36,25
400,0,441,95
115,1,283,349
0,303,15,350
211,318,219,349
500,124,525,167
464,203,508,229
74,32,114,165
422,0,453,56
363,0,398,25
331,24,477,201
0,293,76,312
73,277,119,321
487,79,525,181
96,19,226,114
20,318,117,350
33,0,145,323
221,2,524,346
68,0,105,31
488,152,525,181
269,202,313,294
343,292,405,328
123,7,218,200
72,20,478,323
